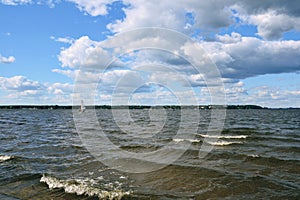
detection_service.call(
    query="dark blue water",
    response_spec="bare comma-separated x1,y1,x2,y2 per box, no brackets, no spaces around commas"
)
0,109,299,199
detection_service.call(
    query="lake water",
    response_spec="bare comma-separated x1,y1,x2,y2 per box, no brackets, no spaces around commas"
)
0,109,299,199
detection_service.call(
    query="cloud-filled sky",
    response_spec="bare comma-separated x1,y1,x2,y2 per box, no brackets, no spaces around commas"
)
0,0,299,107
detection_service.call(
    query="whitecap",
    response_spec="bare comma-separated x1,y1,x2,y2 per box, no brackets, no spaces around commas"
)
173,139,185,143
248,154,260,158
0,155,14,162
206,141,243,146
173,139,201,143
189,139,201,143
199,134,247,139
40,174,131,200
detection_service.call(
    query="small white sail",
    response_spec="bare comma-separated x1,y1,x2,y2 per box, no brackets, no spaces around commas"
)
79,100,86,112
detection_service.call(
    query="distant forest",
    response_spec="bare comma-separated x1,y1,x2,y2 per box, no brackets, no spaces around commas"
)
0,104,276,110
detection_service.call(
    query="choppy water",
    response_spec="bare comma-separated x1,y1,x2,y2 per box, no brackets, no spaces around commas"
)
0,109,299,199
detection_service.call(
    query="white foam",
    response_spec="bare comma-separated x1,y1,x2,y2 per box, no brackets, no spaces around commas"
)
199,134,247,139
173,139,201,143
206,141,243,146
189,139,201,143
40,174,131,199
248,154,260,158
173,139,185,143
0,155,14,162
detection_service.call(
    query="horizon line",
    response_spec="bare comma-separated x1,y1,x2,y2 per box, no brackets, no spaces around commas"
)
0,104,299,109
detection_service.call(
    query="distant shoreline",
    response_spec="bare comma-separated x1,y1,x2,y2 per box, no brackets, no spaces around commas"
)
0,105,298,110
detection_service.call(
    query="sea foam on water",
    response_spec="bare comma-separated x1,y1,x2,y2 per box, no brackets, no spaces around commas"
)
40,174,131,200
0,155,14,162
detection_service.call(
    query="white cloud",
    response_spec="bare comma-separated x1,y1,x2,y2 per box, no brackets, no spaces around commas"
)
98,69,148,96
107,0,187,33
2,0,300,41
19,90,39,96
52,69,78,79
4,0,295,106
247,85,300,108
224,81,247,103
58,36,114,69
37,0,56,8
1,0,58,7
235,9,300,40
105,0,299,41
0,75,76,104
50,36,74,44
232,1,300,40
107,0,233,34
203,36,300,79
0,55,16,64
0,0,31,5
58,29,300,106
216,32,242,44
52,68,98,83
200,81,300,108
0,76,45,104
66,0,116,16
250,11,299,40
48,82,73,95
0,76,43,91
106,1,300,41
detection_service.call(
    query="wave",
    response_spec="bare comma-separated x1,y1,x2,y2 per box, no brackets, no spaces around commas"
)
173,139,201,143
0,155,14,162
40,174,131,200
245,155,300,166
252,135,300,143
248,154,260,158
199,134,248,139
205,141,243,146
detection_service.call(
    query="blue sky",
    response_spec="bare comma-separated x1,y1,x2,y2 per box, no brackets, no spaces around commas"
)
0,0,299,107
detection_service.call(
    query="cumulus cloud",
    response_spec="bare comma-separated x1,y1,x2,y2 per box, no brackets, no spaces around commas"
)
0,75,76,104
224,81,248,102
107,0,188,33
66,0,300,40
66,0,116,16
0,75,72,96
58,28,300,99
199,81,300,108
248,11,300,40
216,32,242,44
247,85,300,107
58,36,116,69
232,0,300,40
47,82,73,95
3,0,299,40
107,0,233,34
58,29,227,101
234,9,300,40
106,0,300,40
233,0,300,17
0,76,45,104
0,55,16,64
4,0,295,106
0,76,43,92
52,69,76,79
204,36,300,79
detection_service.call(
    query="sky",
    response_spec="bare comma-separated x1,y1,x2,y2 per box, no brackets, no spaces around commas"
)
0,0,299,107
